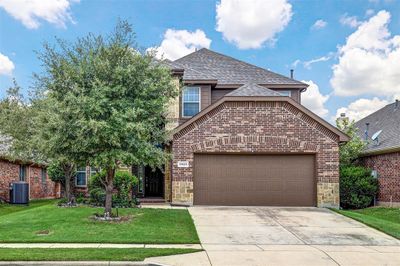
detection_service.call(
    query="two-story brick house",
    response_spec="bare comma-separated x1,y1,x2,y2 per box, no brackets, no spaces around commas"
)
133,48,349,208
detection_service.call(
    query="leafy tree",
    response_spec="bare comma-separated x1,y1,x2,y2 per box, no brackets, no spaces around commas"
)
336,118,366,166
0,82,78,202
0,80,39,162
34,20,178,215
30,94,81,203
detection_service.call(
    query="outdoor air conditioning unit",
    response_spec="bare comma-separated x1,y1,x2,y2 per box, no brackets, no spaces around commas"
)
9,182,29,204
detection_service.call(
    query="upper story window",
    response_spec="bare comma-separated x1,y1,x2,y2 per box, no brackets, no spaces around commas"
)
279,90,291,97
76,167,87,187
182,87,200,117
19,165,27,182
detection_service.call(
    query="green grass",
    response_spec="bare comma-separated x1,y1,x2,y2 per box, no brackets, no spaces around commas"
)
0,199,56,216
0,200,199,244
0,248,200,261
334,207,400,239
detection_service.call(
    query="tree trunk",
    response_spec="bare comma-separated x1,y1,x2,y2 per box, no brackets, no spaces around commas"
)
63,163,75,203
63,165,72,202
104,167,115,216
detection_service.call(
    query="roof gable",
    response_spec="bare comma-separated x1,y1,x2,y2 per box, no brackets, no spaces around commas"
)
173,48,307,86
173,96,349,143
355,101,400,154
226,83,283,97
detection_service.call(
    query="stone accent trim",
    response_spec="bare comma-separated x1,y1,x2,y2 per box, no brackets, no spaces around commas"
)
164,160,172,202
317,182,339,208
172,180,193,205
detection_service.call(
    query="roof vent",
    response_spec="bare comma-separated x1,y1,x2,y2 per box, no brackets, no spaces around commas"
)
396,99,399,109
290,69,294,79
365,123,370,141
371,130,383,146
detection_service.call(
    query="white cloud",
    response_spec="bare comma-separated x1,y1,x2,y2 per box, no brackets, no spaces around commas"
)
340,14,362,28
311,19,327,30
0,0,78,29
291,53,333,69
216,0,292,49
291,59,301,68
301,80,330,118
303,54,332,69
0,52,14,76
335,97,389,122
331,10,400,99
365,9,375,17
148,29,211,61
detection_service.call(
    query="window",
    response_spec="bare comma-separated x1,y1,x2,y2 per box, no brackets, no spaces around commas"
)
75,167,87,187
41,168,47,184
19,165,27,181
182,87,200,117
279,90,291,97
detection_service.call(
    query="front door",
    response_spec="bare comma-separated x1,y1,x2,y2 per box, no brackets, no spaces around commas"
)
145,167,164,197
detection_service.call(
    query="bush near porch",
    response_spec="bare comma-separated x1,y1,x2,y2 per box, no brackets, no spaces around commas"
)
0,200,199,244
339,165,378,209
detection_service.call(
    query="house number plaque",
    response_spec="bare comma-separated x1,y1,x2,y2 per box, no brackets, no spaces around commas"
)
177,161,189,168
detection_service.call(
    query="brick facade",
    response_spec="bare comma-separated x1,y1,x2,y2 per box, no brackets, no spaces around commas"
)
360,152,400,205
171,100,341,207
0,159,60,202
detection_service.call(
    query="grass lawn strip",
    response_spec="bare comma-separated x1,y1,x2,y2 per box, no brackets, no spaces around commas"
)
333,207,400,239
0,200,200,244
0,199,56,216
0,248,201,261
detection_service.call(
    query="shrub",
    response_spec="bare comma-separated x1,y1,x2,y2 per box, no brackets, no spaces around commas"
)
340,165,378,209
89,188,106,206
57,198,68,206
47,162,65,186
89,170,138,208
75,192,89,204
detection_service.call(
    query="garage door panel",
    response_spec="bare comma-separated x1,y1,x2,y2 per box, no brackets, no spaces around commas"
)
194,154,315,206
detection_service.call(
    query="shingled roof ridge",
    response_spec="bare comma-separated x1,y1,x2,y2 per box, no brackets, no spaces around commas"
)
226,82,283,97
174,48,306,85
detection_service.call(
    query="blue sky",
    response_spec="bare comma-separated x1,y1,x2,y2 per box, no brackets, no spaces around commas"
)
1,0,399,122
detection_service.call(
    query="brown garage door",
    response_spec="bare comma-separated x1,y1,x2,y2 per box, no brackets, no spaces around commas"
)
194,154,316,206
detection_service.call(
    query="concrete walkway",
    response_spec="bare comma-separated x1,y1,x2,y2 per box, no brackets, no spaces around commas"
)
186,206,400,266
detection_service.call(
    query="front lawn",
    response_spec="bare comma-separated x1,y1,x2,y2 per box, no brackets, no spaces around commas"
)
0,200,199,244
0,199,56,216
0,248,200,261
334,207,400,239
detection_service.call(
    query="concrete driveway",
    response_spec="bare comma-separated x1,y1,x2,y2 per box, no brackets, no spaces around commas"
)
187,206,400,266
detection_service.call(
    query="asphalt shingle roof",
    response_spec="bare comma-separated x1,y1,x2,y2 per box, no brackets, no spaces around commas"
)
172,48,306,86
226,83,283,97
355,101,400,154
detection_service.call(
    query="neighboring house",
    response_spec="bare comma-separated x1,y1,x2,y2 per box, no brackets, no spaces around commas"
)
355,100,400,206
0,137,60,202
129,48,348,208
